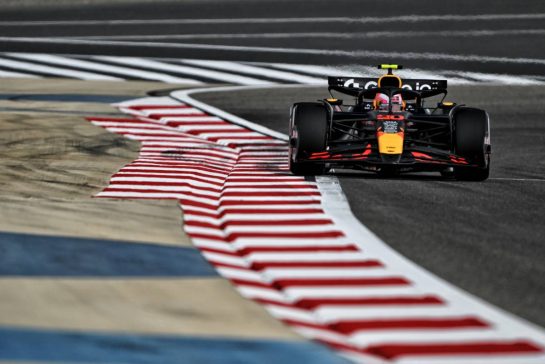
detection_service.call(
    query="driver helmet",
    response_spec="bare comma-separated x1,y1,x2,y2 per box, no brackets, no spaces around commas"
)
373,93,389,111
391,93,404,112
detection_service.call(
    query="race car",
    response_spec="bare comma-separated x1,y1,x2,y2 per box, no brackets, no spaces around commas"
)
288,64,491,180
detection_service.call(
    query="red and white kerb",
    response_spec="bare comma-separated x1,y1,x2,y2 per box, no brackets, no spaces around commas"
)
86,95,545,364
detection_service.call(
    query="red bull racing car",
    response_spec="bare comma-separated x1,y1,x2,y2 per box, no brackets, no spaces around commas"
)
288,65,491,180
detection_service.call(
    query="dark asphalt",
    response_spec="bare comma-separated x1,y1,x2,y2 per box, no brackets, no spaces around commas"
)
1,0,545,76
194,85,545,328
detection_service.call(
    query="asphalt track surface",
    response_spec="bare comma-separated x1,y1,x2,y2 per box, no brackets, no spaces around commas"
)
2,0,545,77
195,85,545,329
1,0,543,339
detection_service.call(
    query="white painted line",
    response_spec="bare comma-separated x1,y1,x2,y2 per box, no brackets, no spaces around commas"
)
216,266,264,282
0,69,39,78
188,225,337,234
398,355,545,364
283,286,423,300
191,239,235,251
110,177,221,188
116,172,225,183
272,62,444,81
245,252,369,263
223,182,312,187
95,56,272,86
2,13,545,26
75,29,545,40
156,116,225,122
181,59,324,84
350,329,535,347
490,178,545,182
237,286,289,301
457,71,543,85
169,124,247,135
171,87,289,141
105,185,218,195
317,306,478,323
6,53,198,84
139,107,205,115
262,267,390,280
198,132,267,138
0,56,122,80
201,252,247,267
118,167,227,179
265,305,318,323
93,122,163,128
184,212,328,222
265,62,376,77
106,128,178,134
4,39,545,67
232,240,351,249
115,96,181,107
95,191,216,200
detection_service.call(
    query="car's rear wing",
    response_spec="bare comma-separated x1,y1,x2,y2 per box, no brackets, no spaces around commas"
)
328,77,448,99
328,77,447,91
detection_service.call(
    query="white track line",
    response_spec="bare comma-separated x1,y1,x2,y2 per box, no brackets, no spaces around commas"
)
4,39,545,66
0,56,122,80
399,356,545,364
94,56,272,86
0,69,39,78
6,53,198,84
265,63,377,77
0,53,542,86
171,86,289,141
268,63,445,81
73,29,545,40
456,71,543,85
2,13,545,26
181,59,324,84
490,177,545,182
350,329,535,346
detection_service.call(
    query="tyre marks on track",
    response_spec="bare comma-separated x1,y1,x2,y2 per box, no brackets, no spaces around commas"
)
85,93,545,363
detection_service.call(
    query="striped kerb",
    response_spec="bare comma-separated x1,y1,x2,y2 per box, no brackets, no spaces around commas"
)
86,95,545,363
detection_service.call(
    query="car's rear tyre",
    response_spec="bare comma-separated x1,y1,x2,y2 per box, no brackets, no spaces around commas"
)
452,107,490,181
289,102,329,176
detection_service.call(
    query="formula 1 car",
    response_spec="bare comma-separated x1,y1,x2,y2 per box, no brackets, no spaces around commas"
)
289,64,491,180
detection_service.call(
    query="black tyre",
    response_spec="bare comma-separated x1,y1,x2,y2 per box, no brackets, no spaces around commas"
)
452,107,490,181
289,102,329,175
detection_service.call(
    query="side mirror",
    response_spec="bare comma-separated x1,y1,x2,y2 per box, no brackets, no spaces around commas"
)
324,98,343,106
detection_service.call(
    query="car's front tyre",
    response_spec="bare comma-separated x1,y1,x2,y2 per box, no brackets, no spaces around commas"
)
452,107,490,181
289,102,329,176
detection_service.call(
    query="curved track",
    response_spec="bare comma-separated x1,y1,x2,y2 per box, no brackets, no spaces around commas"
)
1,0,544,362
194,85,545,327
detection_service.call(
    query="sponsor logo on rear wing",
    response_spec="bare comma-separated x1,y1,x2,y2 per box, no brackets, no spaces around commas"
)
328,77,447,91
